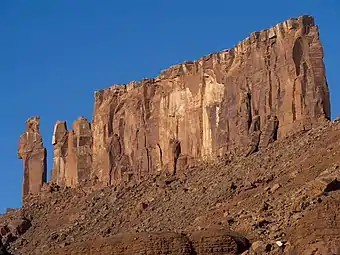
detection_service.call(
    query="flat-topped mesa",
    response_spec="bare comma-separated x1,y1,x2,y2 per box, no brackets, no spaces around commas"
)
19,16,331,193
91,15,330,185
158,15,319,80
51,117,92,187
18,116,47,199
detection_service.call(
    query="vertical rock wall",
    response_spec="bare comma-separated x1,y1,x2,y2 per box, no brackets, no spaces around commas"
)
91,15,330,185
18,15,331,193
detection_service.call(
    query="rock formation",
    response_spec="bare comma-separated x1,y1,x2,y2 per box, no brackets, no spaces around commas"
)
8,119,340,254
17,116,47,199
51,117,92,187
90,15,330,185
18,15,331,194
53,230,250,255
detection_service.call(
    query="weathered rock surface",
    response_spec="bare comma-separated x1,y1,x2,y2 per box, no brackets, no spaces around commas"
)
6,120,340,254
0,213,31,253
30,230,249,255
51,117,92,187
18,16,331,194
12,16,335,254
89,15,330,186
55,232,193,255
190,229,249,254
17,116,47,198
12,15,329,193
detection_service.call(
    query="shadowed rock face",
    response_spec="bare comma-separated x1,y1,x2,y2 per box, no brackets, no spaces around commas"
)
91,15,330,185
18,116,47,199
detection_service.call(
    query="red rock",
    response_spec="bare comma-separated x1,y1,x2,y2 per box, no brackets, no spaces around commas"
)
20,15,331,192
51,117,92,187
57,232,193,254
18,116,47,198
7,218,31,236
91,15,330,185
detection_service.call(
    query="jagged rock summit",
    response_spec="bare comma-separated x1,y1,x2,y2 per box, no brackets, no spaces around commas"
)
18,14,330,197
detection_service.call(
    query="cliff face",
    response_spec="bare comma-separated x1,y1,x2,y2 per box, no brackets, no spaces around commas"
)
19,15,331,191
90,15,330,185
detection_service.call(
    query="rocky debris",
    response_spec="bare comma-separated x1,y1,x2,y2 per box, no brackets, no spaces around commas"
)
3,120,340,254
7,217,31,237
17,116,47,199
250,240,272,254
269,183,281,193
0,217,31,249
0,239,10,255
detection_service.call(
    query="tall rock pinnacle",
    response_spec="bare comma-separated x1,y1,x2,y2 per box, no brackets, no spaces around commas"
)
18,116,47,199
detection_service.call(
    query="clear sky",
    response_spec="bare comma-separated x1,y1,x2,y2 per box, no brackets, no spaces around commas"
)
0,0,339,213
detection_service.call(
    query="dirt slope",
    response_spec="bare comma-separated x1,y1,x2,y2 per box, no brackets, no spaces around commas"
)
2,119,340,254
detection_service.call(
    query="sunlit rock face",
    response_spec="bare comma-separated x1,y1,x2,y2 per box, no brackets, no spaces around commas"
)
90,15,330,185
51,117,92,187
24,16,329,190
18,116,47,199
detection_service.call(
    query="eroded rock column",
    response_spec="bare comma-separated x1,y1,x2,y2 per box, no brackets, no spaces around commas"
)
51,117,92,187
18,116,47,199
72,117,92,184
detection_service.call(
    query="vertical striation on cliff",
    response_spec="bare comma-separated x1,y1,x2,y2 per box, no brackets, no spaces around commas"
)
51,117,92,187
18,116,47,199
90,15,330,185
19,15,331,194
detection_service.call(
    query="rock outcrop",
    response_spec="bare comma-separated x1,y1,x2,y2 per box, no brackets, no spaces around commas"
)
54,230,249,255
0,217,31,249
90,15,330,185
57,232,193,255
51,117,92,187
8,118,340,254
18,116,47,199
18,15,331,194
190,229,250,254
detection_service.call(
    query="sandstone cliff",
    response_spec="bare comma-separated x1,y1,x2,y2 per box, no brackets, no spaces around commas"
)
19,15,331,193
90,15,330,186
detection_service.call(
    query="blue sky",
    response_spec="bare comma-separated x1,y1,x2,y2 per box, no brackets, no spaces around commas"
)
0,0,339,213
